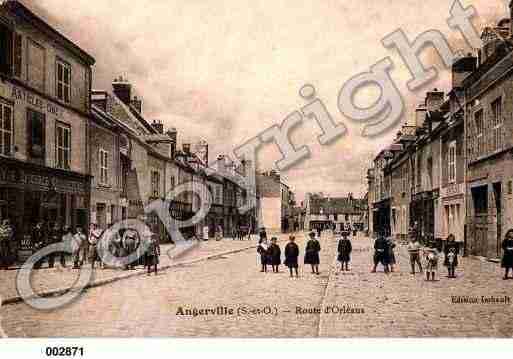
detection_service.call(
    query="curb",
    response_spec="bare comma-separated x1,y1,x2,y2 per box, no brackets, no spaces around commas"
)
1,239,260,307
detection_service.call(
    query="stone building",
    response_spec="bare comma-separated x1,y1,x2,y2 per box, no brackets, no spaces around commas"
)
0,0,95,259
304,193,366,233
256,171,294,234
464,13,513,260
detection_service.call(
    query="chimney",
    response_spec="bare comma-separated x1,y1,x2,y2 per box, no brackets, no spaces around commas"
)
151,120,164,134
183,143,191,155
217,154,226,173
112,77,131,105
166,128,177,143
415,103,427,128
452,54,477,89
425,89,444,112
131,96,142,114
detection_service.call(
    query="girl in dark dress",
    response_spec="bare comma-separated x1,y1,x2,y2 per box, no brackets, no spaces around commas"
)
304,232,321,275
387,237,397,272
501,229,513,280
337,232,352,272
444,234,460,279
268,237,281,273
257,239,269,273
284,236,299,278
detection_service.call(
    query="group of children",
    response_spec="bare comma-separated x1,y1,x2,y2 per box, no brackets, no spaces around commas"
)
406,232,460,282
257,232,322,278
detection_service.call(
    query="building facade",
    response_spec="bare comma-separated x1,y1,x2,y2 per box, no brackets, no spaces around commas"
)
0,0,95,260
464,17,513,259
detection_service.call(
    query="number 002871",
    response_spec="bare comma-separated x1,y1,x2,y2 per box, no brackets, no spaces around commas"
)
45,347,84,357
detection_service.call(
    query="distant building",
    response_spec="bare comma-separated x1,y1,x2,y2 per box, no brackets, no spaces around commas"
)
256,171,294,233
304,193,366,233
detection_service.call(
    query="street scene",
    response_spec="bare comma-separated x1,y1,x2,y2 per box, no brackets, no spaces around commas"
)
1,0,513,341
2,231,513,337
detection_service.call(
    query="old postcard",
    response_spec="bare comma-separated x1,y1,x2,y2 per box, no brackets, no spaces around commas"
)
1,0,513,350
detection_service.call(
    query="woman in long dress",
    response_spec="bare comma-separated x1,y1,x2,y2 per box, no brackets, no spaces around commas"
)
146,234,161,276
501,229,513,280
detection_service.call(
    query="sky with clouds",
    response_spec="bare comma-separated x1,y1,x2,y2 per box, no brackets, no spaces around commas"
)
23,0,507,201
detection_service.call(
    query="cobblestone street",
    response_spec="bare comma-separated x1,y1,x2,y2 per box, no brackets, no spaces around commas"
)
2,233,513,338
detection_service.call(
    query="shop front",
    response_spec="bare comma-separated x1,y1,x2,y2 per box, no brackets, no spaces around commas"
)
410,190,438,244
0,156,90,262
372,199,391,236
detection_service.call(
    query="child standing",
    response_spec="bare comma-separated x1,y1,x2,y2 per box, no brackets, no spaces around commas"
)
337,232,352,272
257,239,269,273
268,237,281,273
424,246,439,281
284,236,299,278
305,232,321,275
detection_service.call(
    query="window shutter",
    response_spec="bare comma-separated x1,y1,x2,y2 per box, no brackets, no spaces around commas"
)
13,33,21,77
0,24,13,75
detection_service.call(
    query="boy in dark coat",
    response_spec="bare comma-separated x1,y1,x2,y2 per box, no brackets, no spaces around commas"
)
501,229,513,280
268,237,281,273
337,232,352,272
305,232,321,275
284,236,300,278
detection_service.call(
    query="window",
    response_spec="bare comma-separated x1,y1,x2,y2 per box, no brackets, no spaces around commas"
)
56,123,71,169
169,176,176,191
56,59,71,103
491,98,503,153
99,149,109,185
0,101,13,157
27,109,45,160
475,109,484,159
448,141,456,184
27,39,45,91
215,186,221,204
151,171,160,198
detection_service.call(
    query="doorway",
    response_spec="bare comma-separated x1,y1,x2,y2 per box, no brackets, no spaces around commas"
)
493,182,502,258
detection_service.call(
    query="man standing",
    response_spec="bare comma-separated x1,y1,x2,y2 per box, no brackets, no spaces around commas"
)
407,229,423,275
371,232,389,274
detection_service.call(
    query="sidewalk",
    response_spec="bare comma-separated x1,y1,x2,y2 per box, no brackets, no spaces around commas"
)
0,233,294,305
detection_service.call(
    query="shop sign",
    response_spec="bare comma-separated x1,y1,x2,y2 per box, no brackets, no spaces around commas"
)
0,167,86,194
11,85,62,117
441,183,464,198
